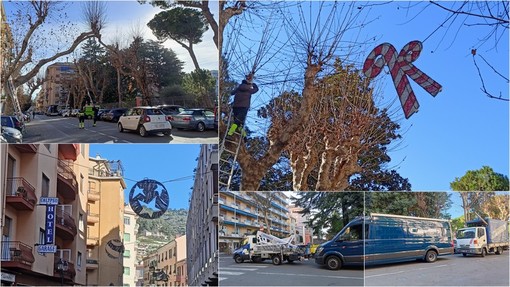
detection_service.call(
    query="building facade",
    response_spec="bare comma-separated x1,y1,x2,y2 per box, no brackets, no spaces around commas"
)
218,191,291,253
186,144,218,286
1,144,89,285
86,155,126,286
123,204,138,287
289,205,313,245
38,62,78,112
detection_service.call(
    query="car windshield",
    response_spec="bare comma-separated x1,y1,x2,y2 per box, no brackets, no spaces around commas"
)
456,228,476,239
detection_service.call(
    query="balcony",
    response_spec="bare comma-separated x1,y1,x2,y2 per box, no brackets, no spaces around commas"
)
56,209,77,240
0,241,35,270
86,237,99,246
5,177,37,210
58,144,79,160
87,190,100,202
87,212,99,224
14,144,38,153
53,256,76,281
86,259,99,269
175,275,183,282
57,160,78,201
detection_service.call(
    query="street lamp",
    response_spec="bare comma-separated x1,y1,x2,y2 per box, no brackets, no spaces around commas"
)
57,258,68,286
149,264,156,286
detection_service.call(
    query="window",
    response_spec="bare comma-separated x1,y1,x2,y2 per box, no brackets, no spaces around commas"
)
42,173,50,197
39,228,45,244
124,216,130,226
80,174,84,194
124,249,131,258
124,233,131,242
123,267,130,275
77,252,82,267
79,214,84,232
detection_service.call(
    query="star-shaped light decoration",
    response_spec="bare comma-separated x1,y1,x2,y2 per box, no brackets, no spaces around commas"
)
129,179,169,219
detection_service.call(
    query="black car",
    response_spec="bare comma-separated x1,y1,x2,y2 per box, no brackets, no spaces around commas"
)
1,116,25,133
103,108,128,122
157,105,185,116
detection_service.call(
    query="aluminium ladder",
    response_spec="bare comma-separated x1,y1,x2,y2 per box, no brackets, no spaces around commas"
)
218,108,243,191
4,77,24,123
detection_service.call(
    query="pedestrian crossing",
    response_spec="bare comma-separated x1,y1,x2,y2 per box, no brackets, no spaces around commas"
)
218,257,270,281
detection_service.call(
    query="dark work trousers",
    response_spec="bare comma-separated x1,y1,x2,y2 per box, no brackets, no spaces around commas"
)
232,107,249,126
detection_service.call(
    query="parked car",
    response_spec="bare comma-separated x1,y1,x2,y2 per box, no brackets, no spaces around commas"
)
100,109,112,121
157,104,185,116
118,107,171,137
103,108,128,122
1,115,25,133
1,126,23,143
169,109,216,132
97,109,109,119
70,109,80,117
61,109,71,117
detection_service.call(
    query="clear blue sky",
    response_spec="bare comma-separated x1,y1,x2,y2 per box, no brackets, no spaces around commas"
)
225,1,509,191
89,144,201,210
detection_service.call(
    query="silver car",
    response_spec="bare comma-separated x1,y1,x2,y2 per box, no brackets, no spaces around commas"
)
169,109,216,132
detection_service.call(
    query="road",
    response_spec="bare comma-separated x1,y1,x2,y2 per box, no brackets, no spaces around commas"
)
219,254,363,286
22,115,218,144
365,252,510,286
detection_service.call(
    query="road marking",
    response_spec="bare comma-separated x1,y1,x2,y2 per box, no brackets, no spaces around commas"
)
218,277,227,281
219,271,245,275
258,272,363,280
365,264,450,278
221,267,264,271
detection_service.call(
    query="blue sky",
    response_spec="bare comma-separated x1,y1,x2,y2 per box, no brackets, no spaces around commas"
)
89,144,201,209
224,1,509,191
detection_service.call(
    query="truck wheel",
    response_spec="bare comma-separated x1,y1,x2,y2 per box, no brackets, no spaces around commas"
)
272,255,282,265
481,248,486,257
425,250,438,263
234,255,244,264
495,247,503,255
326,256,342,270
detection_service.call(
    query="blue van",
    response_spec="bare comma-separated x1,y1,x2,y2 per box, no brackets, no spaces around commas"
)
315,213,454,270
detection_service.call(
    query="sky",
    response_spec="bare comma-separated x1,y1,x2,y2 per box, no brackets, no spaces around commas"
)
224,1,509,191
89,144,201,210
4,0,218,73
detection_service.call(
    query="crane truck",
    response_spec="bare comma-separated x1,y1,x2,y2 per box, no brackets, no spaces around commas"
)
233,231,307,265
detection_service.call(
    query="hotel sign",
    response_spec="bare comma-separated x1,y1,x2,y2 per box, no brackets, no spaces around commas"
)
41,197,58,245
37,244,57,253
39,197,59,205
1,272,15,282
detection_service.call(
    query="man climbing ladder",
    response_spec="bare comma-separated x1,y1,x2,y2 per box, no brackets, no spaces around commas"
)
228,73,259,136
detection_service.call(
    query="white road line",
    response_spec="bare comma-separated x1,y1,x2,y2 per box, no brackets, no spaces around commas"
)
219,271,245,275
221,267,262,271
258,272,363,280
218,277,227,281
365,270,405,278
365,264,450,278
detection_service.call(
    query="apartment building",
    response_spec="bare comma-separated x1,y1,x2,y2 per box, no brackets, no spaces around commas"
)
38,62,78,111
146,235,187,287
218,191,291,253
289,205,313,244
187,144,218,286
123,204,138,287
1,144,89,285
86,155,126,286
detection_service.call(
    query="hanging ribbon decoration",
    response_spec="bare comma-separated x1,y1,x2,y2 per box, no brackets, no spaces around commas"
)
363,40,442,119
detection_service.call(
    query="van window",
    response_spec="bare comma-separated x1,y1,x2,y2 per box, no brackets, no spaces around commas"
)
340,224,362,241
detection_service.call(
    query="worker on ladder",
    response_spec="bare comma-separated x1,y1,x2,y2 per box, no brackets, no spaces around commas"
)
228,73,259,136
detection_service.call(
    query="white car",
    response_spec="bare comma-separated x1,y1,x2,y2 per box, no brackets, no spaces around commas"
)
117,107,172,137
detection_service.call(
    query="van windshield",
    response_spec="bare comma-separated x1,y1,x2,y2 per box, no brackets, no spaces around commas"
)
456,228,476,239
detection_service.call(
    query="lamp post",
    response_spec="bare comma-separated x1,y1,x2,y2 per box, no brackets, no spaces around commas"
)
57,258,68,286
149,264,155,286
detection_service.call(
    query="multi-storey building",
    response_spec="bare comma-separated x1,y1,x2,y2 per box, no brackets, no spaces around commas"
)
187,144,218,286
147,235,187,287
289,205,313,244
1,144,89,285
123,204,138,287
38,62,78,111
86,155,126,286
218,191,291,253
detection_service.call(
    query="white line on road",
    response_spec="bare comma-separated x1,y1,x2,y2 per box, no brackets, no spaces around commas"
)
365,264,448,278
221,267,263,271
218,277,227,281
219,271,245,275
258,272,363,280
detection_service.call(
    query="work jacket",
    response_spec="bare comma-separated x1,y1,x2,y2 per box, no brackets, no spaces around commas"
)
231,82,259,108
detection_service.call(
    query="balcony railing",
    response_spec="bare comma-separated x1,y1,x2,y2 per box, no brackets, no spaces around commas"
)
5,177,37,210
87,212,99,223
87,190,100,201
86,259,99,269
86,237,99,246
0,241,35,269
57,160,78,200
56,209,77,239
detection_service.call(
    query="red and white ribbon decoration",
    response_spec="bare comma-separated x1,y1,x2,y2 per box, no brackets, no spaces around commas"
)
363,41,442,119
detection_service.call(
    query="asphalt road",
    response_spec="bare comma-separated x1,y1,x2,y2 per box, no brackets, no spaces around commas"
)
22,115,218,144
365,252,510,286
219,254,363,286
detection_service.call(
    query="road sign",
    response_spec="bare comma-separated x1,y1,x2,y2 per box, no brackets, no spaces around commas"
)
39,197,59,205
37,244,57,253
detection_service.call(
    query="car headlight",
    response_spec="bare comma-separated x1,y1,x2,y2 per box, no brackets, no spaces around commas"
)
316,247,324,255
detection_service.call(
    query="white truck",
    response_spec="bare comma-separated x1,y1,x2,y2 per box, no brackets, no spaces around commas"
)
455,217,509,257
233,231,307,265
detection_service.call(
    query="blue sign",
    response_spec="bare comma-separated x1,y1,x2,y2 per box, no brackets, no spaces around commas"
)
45,205,56,244
39,197,59,205
37,244,57,253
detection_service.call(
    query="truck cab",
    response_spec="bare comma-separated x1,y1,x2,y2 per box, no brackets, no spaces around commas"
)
455,218,508,257
455,227,487,256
